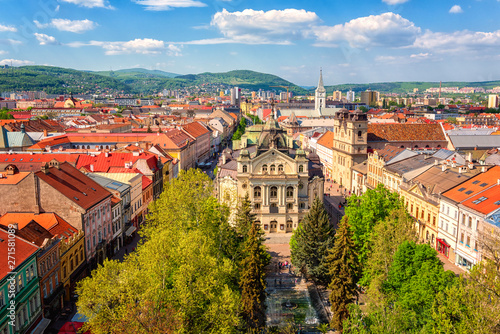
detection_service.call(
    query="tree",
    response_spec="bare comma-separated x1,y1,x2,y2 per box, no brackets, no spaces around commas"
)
359,106,368,112
77,170,243,333
382,99,387,109
240,221,268,331
344,184,402,283
290,197,335,285
363,207,417,304
327,217,360,332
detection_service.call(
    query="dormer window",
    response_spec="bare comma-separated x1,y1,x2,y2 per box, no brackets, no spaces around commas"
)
278,164,284,172
262,165,268,173
299,165,304,173
270,165,276,173
242,165,248,173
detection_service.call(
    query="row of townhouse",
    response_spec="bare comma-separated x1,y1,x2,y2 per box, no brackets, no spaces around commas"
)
347,144,500,271
0,156,163,331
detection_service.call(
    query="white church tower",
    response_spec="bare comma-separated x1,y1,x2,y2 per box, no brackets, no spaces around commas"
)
315,69,326,111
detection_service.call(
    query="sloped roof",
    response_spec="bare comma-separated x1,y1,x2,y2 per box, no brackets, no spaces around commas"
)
368,123,446,142
316,131,334,148
442,165,500,203
76,152,157,173
0,229,39,278
35,162,112,210
461,184,500,215
181,121,210,139
374,145,405,162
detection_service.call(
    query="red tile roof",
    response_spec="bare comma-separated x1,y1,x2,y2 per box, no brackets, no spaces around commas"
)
317,131,334,148
181,121,210,139
0,229,39,278
368,123,446,142
35,162,112,210
142,175,152,190
76,152,157,173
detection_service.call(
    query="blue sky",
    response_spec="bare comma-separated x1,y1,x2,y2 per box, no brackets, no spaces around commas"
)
1,0,500,86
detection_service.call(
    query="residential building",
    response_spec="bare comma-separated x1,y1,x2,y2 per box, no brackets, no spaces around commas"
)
360,90,379,106
0,229,43,334
315,131,334,180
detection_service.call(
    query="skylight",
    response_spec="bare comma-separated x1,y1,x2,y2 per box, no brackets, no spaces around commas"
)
465,190,473,195
480,183,488,187
472,180,480,184
458,187,465,192
472,197,488,205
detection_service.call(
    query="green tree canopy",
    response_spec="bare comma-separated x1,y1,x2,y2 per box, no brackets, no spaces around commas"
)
290,197,335,285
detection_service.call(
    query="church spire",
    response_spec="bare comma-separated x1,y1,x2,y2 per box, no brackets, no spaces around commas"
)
317,68,326,93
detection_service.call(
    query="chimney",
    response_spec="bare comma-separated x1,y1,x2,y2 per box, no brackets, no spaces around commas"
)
482,166,487,173
441,165,447,172
41,163,50,174
451,161,456,168
434,160,438,166
468,162,474,169
90,164,94,172
498,179,500,185
222,154,226,165
43,129,48,137
105,152,109,157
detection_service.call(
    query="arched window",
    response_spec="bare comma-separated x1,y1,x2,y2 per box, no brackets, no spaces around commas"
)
287,203,293,210
358,131,362,137
270,165,276,173
270,186,278,198
437,145,441,148
414,145,418,148
299,165,304,173
401,145,405,148
278,164,284,172
262,164,268,173
254,186,261,198
286,186,294,198
426,230,429,240
425,145,430,148
242,165,247,173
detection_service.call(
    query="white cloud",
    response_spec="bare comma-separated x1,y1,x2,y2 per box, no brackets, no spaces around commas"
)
449,5,463,14
0,59,34,66
314,12,421,48
382,0,410,4
133,0,207,10
414,29,500,52
0,24,17,32
59,0,114,9
34,19,97,33
0,51,7,55
210,8,320,44
69,38,178,55
55,5,60,12
0,39,22,45
34,33,59,45
410,52,431,59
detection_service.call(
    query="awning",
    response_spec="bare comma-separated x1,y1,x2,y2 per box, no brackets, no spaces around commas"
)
437,238,450,247
32,317,51,334
125,226,136,237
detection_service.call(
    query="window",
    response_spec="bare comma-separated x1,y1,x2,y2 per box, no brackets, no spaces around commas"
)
468,217,472,228
358,130,362,137
466,236,470,246
278,164,284,172
299,165,304,173
270,186,278,198
287,203,293,210
254,203,260,210
270,165,276,173
0,290,4,308
460,233,464,243
465,190,473,195
49,278,53,293
446,223,449,232
286,186,294,198
458,187,465,192
43,285,47,298
262,164,268,173
254,186,261,198
300,202,305,209
242,165,247,173
17,274,23,292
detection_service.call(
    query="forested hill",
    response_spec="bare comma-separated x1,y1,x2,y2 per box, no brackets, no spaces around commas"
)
175,70,308,94
0,66,132,95
324,80,500,94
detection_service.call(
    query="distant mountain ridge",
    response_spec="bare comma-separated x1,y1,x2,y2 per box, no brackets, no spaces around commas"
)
1,65,499,96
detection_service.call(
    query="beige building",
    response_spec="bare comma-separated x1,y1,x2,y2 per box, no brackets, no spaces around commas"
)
331,109,368,190
216,117,324,233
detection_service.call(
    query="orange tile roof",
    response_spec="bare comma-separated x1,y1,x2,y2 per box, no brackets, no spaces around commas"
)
0,229,39,278
316,131,334,148
461,184,500,215
442,165,500,203
0,213,78,239
0,172,30,184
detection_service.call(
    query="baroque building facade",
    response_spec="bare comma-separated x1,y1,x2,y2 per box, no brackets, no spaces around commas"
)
216,116,324,233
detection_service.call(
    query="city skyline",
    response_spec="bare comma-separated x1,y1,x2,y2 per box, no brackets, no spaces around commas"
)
1,0,500,86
